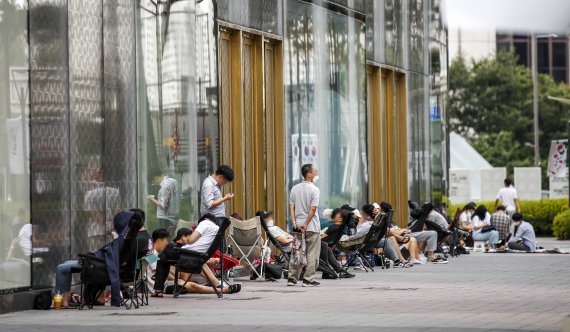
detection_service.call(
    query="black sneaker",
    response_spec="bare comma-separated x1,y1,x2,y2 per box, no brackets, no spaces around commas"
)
322,273,337,279
339,271,355,278
302,280,320,287
287,278,297,286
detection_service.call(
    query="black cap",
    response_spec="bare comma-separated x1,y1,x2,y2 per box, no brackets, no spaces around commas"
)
173,227,192,242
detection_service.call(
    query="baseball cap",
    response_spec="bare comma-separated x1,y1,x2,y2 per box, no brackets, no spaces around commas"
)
372,203,380,210
353,209,362,219
173,227,192,242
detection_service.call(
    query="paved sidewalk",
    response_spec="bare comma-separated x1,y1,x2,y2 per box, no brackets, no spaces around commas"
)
1,238,570,332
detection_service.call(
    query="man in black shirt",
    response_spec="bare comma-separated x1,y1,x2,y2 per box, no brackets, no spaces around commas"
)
151,227,193,297
320,208,354,279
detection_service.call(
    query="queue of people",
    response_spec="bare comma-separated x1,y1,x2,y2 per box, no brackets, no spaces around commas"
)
50,166,538,308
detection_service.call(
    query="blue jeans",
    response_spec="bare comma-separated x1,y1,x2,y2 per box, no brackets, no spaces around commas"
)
377,238,398,261
55,260,82,294
473,230,500,248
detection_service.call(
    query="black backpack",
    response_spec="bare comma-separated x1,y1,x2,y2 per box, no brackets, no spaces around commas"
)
34,290,53,310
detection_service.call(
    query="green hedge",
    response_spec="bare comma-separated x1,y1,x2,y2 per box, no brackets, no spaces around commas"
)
553,209,570,240
448,198,568,236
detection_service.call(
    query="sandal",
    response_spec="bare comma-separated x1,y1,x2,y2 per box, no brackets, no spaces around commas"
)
228,284,241,294
150,290,164,298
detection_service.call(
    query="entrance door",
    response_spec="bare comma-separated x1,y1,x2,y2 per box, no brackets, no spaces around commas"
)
218,28,285,223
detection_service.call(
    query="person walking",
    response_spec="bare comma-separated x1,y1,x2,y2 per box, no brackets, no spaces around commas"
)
147,170,180,237
495,178,520,217
287,164,321,287
200,165,235,217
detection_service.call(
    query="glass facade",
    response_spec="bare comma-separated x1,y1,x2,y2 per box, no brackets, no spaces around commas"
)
0,0,447,307
136,0,219,230
284,0,368,211
0,0,30,290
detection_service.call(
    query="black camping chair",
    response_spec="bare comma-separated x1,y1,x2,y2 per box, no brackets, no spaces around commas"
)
78,253,140,310
172,217,230,298
424,219,452,259
340,211,390,272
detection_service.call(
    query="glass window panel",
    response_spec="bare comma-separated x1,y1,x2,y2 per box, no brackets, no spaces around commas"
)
552,68,568,83
514,41,529,66
408,0,425,73
552,42,567,67
285,0,367,220
537,41,549,68
0,0,31,290
137,0,219,232
384,0,404,67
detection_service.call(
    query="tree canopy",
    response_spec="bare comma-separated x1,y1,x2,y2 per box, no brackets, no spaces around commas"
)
448,51,570,186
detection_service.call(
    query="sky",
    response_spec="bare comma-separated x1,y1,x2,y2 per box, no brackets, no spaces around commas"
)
443,0,570,34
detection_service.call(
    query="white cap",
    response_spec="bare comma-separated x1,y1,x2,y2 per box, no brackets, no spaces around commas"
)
353,209,362,219
322,208,334,220
372,203,380,210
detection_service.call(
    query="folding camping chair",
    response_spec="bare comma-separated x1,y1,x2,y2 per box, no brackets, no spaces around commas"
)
339,211,390,272
228,216,265,280
78,253,140,310
172,217,230,298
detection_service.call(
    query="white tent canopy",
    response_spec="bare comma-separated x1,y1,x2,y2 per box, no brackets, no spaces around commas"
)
450,132,492,200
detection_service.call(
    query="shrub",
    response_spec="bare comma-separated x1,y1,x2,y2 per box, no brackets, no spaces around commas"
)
448,198,568,236
553,209,570,240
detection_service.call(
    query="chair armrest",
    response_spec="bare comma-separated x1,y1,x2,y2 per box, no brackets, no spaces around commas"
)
174,247,207,259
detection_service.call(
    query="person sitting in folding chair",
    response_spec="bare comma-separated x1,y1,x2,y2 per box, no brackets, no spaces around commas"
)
179,214,234,290
320,208,355,278
259,211,293,250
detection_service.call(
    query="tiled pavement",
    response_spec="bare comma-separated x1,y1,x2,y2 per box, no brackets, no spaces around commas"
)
1,238,569,332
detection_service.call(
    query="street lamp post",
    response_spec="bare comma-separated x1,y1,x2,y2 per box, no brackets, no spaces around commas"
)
531,33,558,166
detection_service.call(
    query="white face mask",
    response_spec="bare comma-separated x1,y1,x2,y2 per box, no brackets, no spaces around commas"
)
312,175,319,184
266,219,274,227
513,221,521,226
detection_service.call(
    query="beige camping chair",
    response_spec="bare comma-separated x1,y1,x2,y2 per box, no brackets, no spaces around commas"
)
228,216,265,279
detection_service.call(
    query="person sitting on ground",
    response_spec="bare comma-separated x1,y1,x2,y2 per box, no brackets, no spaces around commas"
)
508,213,536,252
471,205,500,251
256,210,293,250
319,208,355,278
490,205,511,250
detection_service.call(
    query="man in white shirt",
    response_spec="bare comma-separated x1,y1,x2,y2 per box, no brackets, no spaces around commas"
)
182,214,220,253
495,178,520,216
288,164,321,287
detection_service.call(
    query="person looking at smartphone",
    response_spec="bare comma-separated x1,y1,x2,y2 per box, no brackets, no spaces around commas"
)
147,170,180,237
200,165,235,217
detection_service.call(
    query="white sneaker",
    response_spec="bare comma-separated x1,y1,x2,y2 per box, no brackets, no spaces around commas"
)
353,265,365,271
410,259,424,265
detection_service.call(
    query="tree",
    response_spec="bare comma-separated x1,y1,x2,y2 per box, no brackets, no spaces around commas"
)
449,52,570,186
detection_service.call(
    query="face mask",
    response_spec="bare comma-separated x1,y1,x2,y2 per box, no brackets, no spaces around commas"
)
266,219,274,227
513,221,521,226
312,175,319,184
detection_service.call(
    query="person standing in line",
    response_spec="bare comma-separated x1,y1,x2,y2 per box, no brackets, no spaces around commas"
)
147,170,180,237
495,178,520,217
200,165,235,217
288,164,321,287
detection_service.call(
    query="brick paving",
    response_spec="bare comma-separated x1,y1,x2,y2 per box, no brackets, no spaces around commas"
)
1,238,570,332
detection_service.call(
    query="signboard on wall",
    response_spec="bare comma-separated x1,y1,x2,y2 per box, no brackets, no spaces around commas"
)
291,133,319,181
480,168,506,201
449,169,471,203
549,168,569,199
514,167,542,200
